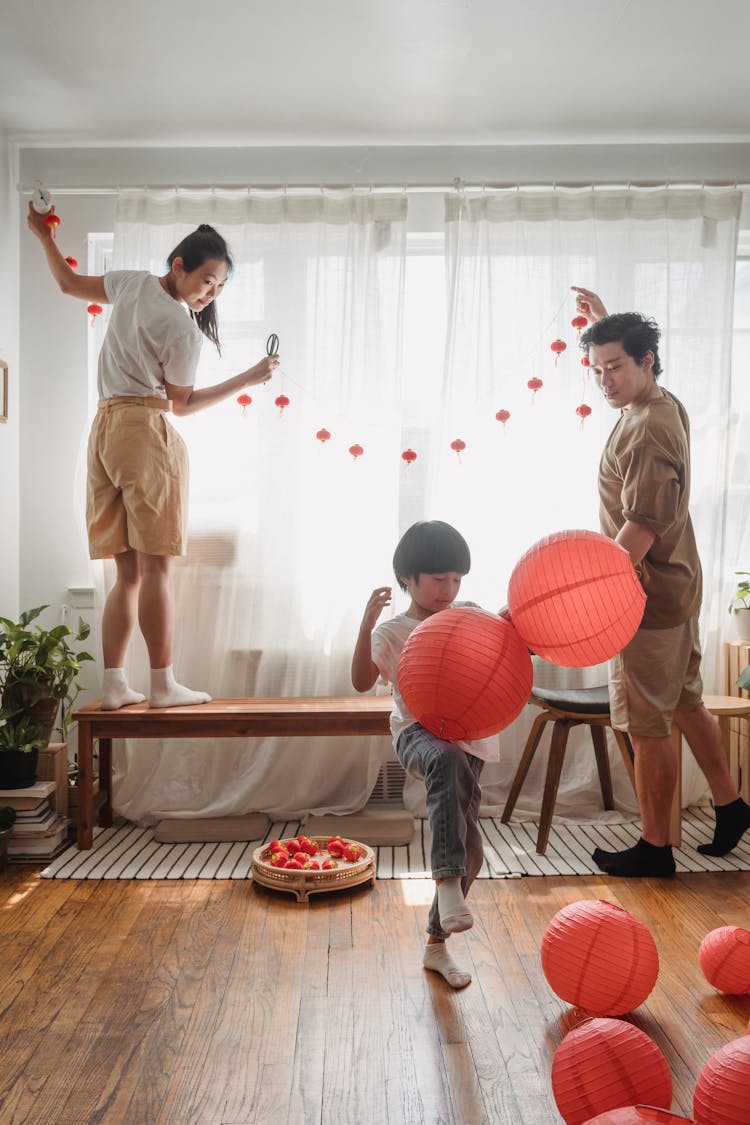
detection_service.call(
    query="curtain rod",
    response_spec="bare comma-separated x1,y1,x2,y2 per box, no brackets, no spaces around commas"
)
18,181,750,195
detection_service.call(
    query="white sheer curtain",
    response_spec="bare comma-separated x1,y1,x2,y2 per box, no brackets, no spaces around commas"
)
108,189,407,822
428,186,741,818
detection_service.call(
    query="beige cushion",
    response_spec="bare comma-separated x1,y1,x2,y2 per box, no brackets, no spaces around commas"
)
304,808,414,846
153,813,270,843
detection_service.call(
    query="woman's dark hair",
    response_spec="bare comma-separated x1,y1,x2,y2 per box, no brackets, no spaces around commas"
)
167,224,233,354
393,520,471,591
579,311,662,378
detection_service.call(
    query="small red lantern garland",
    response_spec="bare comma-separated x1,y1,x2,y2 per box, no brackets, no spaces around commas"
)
495,409,510,429
87,303,103,326
575,403,592,427
315,428,331,444
450,438,466,462
571,315,588,336
348,443,364,460
581,355,590,368
401,448,417,466
45,213,61,239
275,394,290,416
550,338,567,363
237,393,252,416
527,377,543,402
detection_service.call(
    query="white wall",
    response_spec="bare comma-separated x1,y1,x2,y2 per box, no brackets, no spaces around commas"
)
14,142,750,700
0,135,20,617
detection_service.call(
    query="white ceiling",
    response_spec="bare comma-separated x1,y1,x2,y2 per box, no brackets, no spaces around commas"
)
3,0,750,147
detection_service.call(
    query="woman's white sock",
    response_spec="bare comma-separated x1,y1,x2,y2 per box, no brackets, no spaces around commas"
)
149,665,211,708
101,668,145,711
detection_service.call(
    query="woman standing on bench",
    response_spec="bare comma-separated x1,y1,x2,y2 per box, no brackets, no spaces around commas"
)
28,208,279,709
352,520,499,990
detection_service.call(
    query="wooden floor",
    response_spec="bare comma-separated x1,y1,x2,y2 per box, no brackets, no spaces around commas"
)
1,866,749,1125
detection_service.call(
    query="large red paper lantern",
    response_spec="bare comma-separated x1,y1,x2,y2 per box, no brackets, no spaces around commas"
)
583,1109,693,1124
397,607,533,741
693,1035,750,1125
542,900,659,1016
552,1018,672,1125
507,529,646,667
699,926,750,994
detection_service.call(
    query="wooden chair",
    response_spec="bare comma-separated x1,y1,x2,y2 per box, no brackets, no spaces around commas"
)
501,685,637,855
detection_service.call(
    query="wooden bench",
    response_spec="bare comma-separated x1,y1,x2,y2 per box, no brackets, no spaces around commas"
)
72,696,393,850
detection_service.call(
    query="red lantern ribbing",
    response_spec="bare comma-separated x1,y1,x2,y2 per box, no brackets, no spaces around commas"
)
699,926,750,994
397,607,533,741
582,1108,694,1124
541,900,659,1016
693,1035,750,1125
552,1018,672,1125
507,529,646,667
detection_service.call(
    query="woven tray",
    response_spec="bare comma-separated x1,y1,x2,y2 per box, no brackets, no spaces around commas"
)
251,836,376,903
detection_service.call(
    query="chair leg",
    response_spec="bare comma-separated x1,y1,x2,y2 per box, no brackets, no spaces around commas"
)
591,726,614,811
502,712,549,823
613,729,637,795
537,720,571,854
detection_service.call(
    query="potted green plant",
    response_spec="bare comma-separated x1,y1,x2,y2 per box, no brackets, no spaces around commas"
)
0,605,94,743
729,572,750,643
0,714,48,788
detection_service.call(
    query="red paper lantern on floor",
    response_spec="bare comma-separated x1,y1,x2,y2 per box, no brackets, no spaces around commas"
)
542,899,659,1016
507,528,646,667
401,448,417,465
552,1018,672,1125
583,1108,694,1124
397,607,533,741
236,393,252,415
699,926,750,994
693,1035,750,1125
87,303,103,326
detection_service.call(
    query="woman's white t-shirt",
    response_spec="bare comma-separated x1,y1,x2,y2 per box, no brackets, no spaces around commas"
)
97,271,203,399
371,606,501,763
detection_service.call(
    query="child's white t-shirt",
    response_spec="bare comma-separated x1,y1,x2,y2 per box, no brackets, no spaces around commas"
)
371,606,501,763
97,271,203,399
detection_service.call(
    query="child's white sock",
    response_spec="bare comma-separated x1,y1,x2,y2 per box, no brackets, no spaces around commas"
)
423,943,471,989
437,878,473,933
149,666,211,709
101,668,146,711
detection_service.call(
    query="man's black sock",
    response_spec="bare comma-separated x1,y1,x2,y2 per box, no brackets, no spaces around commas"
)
697,797,750,857
592,836,676,878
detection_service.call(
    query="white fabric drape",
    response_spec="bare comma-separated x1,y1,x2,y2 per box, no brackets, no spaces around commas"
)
110,189,407,822
428,186,741,819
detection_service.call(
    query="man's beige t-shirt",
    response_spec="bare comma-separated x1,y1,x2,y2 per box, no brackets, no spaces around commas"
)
598,388,702,630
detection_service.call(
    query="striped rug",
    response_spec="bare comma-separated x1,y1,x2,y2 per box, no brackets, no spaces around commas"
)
40,807,750,880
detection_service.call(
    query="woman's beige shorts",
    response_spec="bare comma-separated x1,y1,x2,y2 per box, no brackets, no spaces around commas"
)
86,397,189,559
608,615,704,738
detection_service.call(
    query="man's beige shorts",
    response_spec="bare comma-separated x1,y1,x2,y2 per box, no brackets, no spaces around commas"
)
608,616,704,738
86,397,189,559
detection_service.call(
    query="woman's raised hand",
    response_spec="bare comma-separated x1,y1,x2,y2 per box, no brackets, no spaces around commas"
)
247,354,280,386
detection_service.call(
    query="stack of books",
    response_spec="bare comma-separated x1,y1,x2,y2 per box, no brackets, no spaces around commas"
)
0,781,70,862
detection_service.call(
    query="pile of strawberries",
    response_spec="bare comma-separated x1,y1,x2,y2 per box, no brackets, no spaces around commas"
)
266,834,367,871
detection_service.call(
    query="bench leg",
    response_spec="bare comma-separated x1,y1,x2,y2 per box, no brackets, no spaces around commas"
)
98,737,113,827
77,725,94,850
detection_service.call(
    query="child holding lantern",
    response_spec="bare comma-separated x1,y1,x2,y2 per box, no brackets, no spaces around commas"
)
28,204,279,709
352,520,498,989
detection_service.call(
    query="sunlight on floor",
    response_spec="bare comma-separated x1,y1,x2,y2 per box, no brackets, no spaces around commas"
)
398,878,434,905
